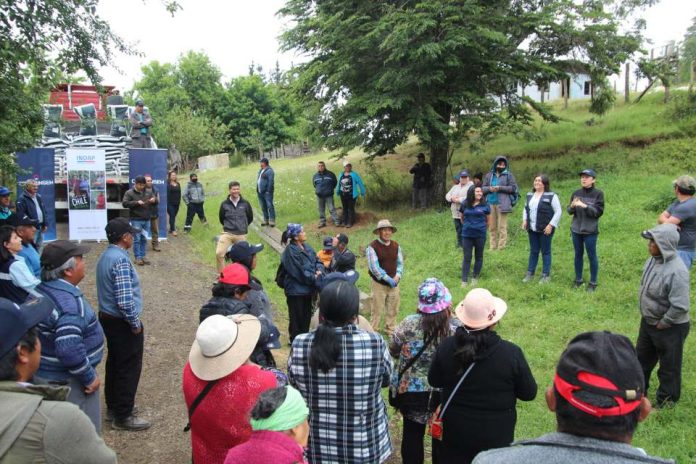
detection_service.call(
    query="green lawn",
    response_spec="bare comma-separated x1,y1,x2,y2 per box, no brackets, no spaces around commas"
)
180,94,696,463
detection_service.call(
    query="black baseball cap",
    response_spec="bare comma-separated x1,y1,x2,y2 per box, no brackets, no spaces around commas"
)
134,175,146,184
579,169,596,178
41,240,91,271
0,297,54,357
225,241,264,264
554,331,644,418
105,217,140,242
323,237,333,250
10,215,39,228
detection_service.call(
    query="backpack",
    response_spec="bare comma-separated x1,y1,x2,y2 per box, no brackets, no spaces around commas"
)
510,184,520,207
275,261,287,289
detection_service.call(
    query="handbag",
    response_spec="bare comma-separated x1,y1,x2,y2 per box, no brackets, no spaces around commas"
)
388,334,435,409
428,362,476,441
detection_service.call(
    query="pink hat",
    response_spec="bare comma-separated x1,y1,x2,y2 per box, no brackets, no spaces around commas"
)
455,288,507,330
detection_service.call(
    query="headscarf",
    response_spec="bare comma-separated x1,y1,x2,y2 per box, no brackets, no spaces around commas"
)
250,385,309,432
286,223,303,240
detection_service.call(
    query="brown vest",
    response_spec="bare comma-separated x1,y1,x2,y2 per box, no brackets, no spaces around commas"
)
369,239,399,283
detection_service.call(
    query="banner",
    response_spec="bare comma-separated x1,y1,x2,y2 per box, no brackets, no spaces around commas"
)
129,149,168,239
15,148,57,241
66,149,108,240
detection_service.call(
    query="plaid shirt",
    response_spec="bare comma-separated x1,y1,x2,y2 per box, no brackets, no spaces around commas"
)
289,325,393,463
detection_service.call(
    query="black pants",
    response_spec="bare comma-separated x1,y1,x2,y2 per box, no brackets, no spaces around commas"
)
100,314,144,420
167,202,180,232
287,295,313,342
184,203,206,229
340,195,356,226
461,236,485,282
636,318,690,404
402,417,441,464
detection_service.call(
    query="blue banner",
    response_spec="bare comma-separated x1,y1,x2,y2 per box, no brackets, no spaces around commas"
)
15,148,57,241
129,149,168,239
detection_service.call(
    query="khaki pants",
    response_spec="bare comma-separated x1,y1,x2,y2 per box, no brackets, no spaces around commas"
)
215,232,246,271
150,217,159,248
489,205,509,250
370,279,401,335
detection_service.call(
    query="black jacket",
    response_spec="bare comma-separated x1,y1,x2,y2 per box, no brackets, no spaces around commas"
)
122,188,155,220
429,331,537,462
410,162,432,188
218,196,253,234
567,186,604,235
313,170,338,198
329,248,356,272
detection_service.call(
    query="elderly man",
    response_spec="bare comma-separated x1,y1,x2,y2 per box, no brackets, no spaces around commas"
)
445,170,474,248
35,240,104,432
129,99,153,148
474,331,671,464
145,175,161,252
366,219,403,335
256,158,276,227
658,175,696,269
0,186,14,226
96,217,151,431
216,181,253,271
15,215,40,277
0,297,116,462
16,180,48,248
122,175,155,265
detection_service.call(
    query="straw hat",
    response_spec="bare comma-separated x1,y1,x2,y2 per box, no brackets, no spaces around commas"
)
455,288,507,330
372,219,397,234
188,314,261,381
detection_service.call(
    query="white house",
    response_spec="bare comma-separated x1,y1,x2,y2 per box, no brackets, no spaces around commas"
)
518,73,593,102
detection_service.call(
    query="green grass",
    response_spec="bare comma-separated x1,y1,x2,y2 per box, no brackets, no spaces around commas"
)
178,93,696,463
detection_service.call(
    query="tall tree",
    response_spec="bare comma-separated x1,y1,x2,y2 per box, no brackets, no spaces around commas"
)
280,0,655,200
679,17,696,84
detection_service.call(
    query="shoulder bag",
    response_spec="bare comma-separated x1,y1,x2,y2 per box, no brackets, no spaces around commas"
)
388,334,435,410
428,362,476,441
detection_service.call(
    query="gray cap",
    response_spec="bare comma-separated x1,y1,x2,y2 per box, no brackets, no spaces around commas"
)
674,175,696,193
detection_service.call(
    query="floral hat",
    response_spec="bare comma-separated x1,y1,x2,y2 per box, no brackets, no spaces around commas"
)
286,223,303,239
417,278,452,314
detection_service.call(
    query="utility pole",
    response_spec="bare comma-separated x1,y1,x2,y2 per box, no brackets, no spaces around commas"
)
625,62,630,103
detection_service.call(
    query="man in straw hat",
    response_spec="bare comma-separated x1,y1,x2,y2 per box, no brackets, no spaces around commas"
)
183,314,279,463
366,219,403,335
474,331,672,464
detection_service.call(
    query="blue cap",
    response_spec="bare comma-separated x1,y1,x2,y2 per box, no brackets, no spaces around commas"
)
0,186,10,196
0,297,54,357
579,169,596,178
458,170,470,178
135,99,144,106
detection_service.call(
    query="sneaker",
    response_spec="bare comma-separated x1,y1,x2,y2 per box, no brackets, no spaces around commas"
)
318,223,326,228
261,221,269,226
106,405,139,422
539,275,551,284
269,221,276,227
587,282,597,293
112,414,151,431
470,278,478,287
461,281,469,288
522,272,534,283
572,280,583,289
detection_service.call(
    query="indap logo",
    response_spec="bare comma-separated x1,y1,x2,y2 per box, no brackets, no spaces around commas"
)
76,155,96,163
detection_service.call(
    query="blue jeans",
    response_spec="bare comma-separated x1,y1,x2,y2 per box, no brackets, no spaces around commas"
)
677,249,695,269
258,191,275,222
462,236,485,282
453,218,462,248
571,232,598,283
527,230,554,275
131,219,150,260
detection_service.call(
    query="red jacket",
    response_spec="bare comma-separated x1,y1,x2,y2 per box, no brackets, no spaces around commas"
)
183,363,277,464
224,430,307,464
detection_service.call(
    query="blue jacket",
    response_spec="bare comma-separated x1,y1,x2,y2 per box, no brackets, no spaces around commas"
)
16,191,47,228
36,279,105,387
336,171,366,199
281,242,322,296
313,170,337,198
257,167,275,195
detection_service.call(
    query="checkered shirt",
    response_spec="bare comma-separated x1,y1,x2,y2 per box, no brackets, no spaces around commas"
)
289,324,393,463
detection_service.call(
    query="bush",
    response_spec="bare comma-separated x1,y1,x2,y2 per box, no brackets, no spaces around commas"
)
228,151,244,168
362,159,411,209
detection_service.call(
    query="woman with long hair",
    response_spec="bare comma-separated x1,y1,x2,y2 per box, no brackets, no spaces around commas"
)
428,288,537,464
460,186,490,287
280,223,323,342
289,280,393,463
166,170,181,236
0,225,40,303
389,278,459,464
521,174,562,283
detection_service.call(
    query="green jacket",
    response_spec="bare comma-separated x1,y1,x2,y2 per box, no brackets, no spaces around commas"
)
0,381,117,463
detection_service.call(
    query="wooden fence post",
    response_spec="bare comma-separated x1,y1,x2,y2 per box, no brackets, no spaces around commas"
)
625,62,630,103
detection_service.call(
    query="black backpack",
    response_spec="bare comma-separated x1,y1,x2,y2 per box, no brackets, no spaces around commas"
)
275,261,287,289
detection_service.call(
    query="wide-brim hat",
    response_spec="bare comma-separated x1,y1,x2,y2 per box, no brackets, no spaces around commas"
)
455,288,507,330
372,219,397,234
188,314,261,381
417,278,452,314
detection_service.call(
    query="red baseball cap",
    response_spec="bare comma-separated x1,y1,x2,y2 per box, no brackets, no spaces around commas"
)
219,263,250,286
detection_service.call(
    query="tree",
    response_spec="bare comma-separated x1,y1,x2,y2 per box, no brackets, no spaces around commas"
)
280,0,655,200
678,17,696,84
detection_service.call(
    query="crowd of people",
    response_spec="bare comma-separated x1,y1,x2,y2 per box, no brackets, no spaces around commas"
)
0,153,693,464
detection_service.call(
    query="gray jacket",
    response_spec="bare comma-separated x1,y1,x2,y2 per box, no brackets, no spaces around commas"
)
482,156,518,213
639,224,690,326
473,432,673,464
129,110,152,139
183,181,205,204
0,382,117,463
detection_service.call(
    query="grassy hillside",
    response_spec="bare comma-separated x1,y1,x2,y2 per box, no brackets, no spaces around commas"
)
181,91,696,462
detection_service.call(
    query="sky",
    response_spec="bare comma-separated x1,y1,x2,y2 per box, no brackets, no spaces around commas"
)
96,0,696,92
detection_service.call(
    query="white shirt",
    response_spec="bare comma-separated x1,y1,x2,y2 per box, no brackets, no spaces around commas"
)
445,181,473,218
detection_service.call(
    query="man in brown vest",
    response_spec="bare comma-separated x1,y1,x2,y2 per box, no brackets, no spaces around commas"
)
366,219,403,334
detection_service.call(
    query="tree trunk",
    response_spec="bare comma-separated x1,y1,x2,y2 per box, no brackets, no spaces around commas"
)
428,102,453,208
624,62,630,103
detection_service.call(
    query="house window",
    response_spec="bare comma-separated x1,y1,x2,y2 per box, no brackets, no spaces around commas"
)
584,81,591,95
